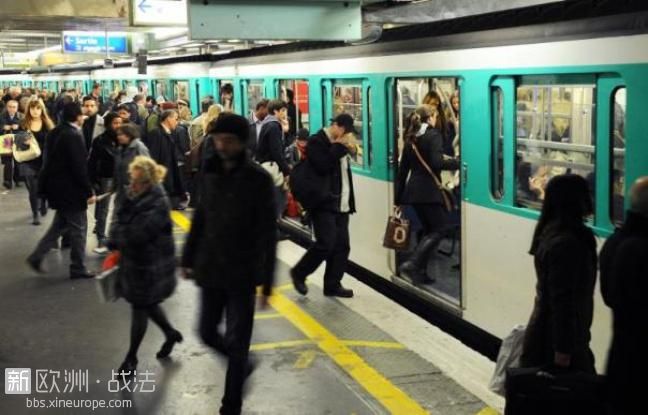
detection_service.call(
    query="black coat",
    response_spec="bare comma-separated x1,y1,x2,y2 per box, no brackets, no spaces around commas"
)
109,185,176,307
182,152,276,295
306,129,356,213
256,117,290,175
38,123,93,212
87,131,117,184
145,127,184,197
521,223,597,373
396,127,459,205
18,128,48,176
600,211,648,413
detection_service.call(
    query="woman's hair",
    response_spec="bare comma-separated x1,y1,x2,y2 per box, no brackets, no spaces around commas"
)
404,104,436,143
202,104,223,133
128,156,167,186
102,112,121,131
21,98,54,131
529,174,594,254
422,91,448,136
115,124,140,142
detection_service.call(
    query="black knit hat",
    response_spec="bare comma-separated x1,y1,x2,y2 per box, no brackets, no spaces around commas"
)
208,113,250,143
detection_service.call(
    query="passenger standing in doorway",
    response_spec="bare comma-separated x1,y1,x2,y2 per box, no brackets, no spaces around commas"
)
87,112,122,254
18,99,54,225
110,156,181,377
256,99,291,218
600,177,648,415
27,102,96,279
82,96,105,151
247,99,269,158
520,174,597,373
1,100,23,189
182,113,276,415
395,105,459,284
290,114,358,298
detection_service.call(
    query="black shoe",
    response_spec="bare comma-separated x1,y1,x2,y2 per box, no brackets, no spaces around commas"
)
61,240,71,249
156,330,183,359
32,215,40,226
26,256,45,274
290,269,308,295
39,203,47,217
70,270,95,279
3,181,12,190
323,286,354,298
14,181,21,188
116,357,138,379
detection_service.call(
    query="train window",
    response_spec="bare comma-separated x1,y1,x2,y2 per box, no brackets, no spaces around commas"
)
515,83,596,210
247,80,264,116
611,87,626,225
367,86,373,165
155,81,167,102
279,80,310,134
492,87,505,200
219,80,234,112
138,81,149,95
333,82,363,165
174,81,190,102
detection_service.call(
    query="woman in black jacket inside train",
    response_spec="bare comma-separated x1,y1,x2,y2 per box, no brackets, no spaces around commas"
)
521,174,597,373
395,104,459,284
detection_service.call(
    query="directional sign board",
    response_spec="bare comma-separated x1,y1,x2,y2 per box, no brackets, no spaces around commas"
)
63,32,128,54
132,0,187,26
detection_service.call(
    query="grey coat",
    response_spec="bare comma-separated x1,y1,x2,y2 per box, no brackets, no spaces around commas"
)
113,138,150,205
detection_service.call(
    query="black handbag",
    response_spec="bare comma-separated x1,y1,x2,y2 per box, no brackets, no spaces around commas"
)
504,367,606,415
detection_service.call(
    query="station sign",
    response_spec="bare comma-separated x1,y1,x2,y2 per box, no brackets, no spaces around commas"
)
131,0,187,26
62,32,129,54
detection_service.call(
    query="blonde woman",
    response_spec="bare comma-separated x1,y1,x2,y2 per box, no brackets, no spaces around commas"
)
19,98,55,224
109,156,181,376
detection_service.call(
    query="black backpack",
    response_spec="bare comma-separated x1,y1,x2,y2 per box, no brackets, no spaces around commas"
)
289,159,331,210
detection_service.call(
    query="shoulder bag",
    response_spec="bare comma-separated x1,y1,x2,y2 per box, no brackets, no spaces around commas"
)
13,132,42,163
411,143,457,212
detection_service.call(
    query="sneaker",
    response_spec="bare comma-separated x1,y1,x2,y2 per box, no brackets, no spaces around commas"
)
93,246,109,255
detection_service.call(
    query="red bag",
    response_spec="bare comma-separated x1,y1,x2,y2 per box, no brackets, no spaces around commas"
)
285,192,301,218
102,251,121,271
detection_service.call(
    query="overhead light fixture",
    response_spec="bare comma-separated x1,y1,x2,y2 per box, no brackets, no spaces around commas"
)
227,39,241,43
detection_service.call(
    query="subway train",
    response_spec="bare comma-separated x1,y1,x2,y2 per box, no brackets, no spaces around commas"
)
2,11,648,371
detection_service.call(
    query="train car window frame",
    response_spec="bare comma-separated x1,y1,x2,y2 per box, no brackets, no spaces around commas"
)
246,79,265,118
611,86,626,226
277,79,310,134
491,86,505,201
331,80,366,168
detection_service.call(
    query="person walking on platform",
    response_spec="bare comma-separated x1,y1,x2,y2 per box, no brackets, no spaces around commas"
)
109,156,181,377
19,98,54,225
81,96,105,151
87,112,122,254
1,99,24,189
600,177,648,415
520,174,597,373
290,113,358,298
182,113,276,415
26,102,96,279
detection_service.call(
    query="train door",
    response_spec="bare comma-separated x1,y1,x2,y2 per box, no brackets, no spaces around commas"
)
244,79,265,117
392,77,463,308
278,79,311,133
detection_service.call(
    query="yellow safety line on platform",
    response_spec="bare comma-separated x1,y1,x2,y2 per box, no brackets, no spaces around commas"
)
171,212,429,415
250,339,314,351
341,340,405,349
254,313,283,320
475,407,500,415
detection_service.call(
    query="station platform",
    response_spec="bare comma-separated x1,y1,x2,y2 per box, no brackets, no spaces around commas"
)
0,187,504,414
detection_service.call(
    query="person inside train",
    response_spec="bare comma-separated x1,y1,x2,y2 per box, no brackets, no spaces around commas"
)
290,113,358,298
144,109,186,210
1,99,23,189
395,105,460,285
109,155,181,379
247,98,268,158
17,98,54,225
256,99,291,219
520,174,597,373
145,96,158,115
190,96,215,144
422,91,454,156
81,96,105,151
181,113,276,415
283,88,299,138
88,112,122,254
220,83,234,112
599,176,648,415
27,102,96,280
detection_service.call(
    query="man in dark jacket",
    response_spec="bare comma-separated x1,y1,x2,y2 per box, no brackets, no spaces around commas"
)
182,113,276,415
27,102,96,279
247,99,268,158
0,99,23,189
256,99,291,218
290,114,358,298
600,176,648,415
82,96,105,151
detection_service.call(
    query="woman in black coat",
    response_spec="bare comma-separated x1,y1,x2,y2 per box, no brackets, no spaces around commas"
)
521,174,597,373
109,156,181,376
395,104,459,284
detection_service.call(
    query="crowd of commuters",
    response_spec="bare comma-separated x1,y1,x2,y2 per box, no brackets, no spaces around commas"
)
6,80,644,414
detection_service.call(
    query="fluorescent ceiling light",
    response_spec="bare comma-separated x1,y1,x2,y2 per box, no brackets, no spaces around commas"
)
227,39,241,43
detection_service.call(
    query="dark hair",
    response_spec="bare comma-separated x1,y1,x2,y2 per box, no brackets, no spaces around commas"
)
529,174,594,254
103,112,121,130
92,83,101,89
146,95,156,104
207,112,250,143
221,83,233,95
404,105,435,143
267,99,287,115
62,102,82,123
255,98,269,111
297,128,309,140
115,124,140,141
422,91,448,137
200,96,215,113
286,88,294,102
82,95,97,103
116,103,132,114
160,109,178,123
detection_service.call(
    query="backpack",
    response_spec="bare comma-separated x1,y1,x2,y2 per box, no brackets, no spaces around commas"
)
289,159,330,210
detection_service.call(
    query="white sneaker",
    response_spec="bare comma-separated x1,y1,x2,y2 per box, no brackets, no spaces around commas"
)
93,246,109,255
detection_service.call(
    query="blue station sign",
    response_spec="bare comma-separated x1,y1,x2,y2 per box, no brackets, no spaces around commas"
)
62,32,128,54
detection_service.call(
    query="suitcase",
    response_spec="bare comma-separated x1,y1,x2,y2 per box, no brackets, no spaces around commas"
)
504,367,606,415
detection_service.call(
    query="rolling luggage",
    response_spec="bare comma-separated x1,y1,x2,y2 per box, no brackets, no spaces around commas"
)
504,367,606,415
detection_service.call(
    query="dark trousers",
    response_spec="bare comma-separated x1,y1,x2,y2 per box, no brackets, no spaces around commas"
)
23,174,44,216
94,178,113,242
292,210,350,289
199,287,255,415
413,204,448,236
1,155,16,187
29,209,88,273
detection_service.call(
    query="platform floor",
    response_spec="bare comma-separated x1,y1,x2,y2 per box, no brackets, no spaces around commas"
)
0,187,504,414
